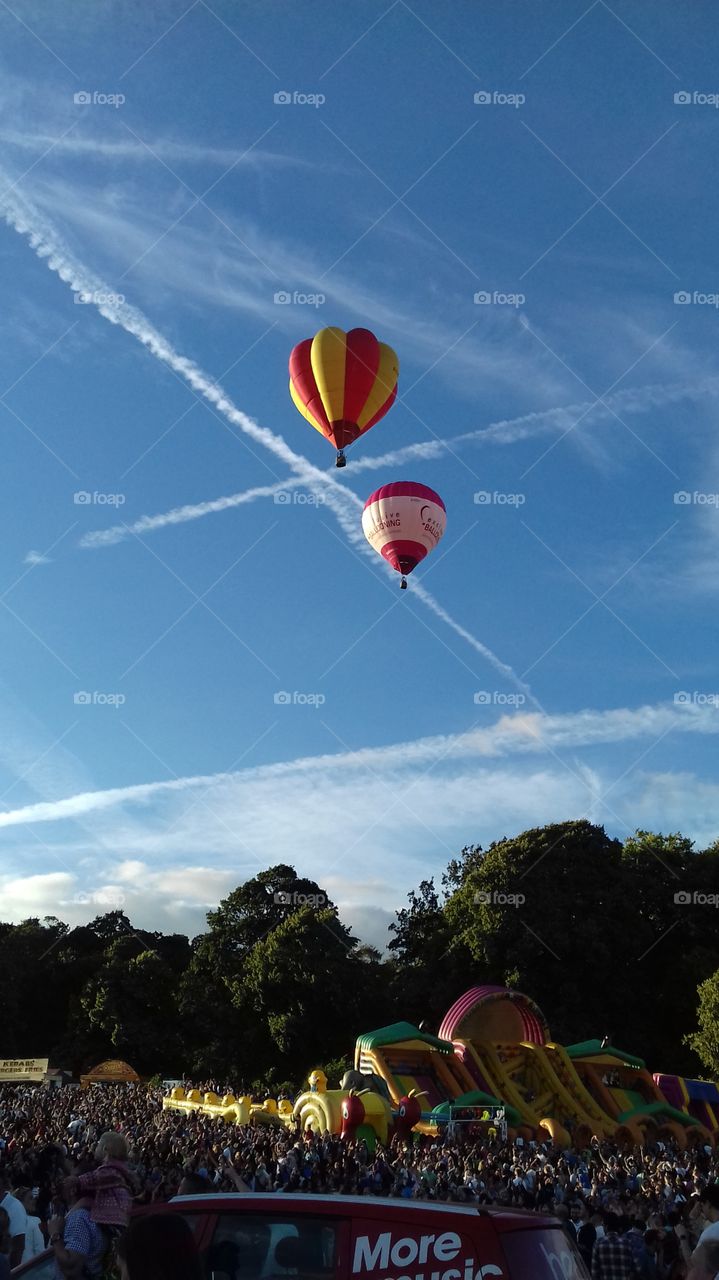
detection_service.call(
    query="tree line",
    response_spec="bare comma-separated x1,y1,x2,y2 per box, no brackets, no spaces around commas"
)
4,820,719,1091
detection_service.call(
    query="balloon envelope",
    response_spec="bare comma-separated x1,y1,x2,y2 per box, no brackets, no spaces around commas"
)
362,481,446,577
289,327,399,454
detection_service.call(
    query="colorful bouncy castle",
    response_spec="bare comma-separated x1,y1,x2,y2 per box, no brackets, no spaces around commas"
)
354,987,711,1149
163,985,717,1150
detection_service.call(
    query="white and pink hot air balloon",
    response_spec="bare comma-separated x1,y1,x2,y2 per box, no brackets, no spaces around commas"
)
361,481,447,588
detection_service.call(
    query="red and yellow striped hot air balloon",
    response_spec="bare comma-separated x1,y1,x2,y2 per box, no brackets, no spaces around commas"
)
362,481,446,589
289,326,399,467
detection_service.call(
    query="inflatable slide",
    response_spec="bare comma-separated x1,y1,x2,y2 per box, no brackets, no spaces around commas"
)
163,984,718,1149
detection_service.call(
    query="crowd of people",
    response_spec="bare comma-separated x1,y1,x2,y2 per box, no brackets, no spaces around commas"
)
2,1080,719,1276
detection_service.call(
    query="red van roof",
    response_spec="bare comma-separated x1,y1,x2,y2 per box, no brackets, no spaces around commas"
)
170,1191,559,1233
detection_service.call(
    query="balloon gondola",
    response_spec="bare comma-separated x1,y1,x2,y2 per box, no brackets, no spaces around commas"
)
362,482,446,588
289,327,399,466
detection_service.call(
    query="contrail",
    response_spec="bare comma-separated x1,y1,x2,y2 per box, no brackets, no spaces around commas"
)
0,179,358,541
410,581,537,708
350,374,719,471
0,130,311,170
81,478,308,547
0,174,535,702
0,698,713,830
80,372,719,549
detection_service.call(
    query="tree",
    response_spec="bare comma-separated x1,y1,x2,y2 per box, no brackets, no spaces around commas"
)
233,904,385,1085
618,831,719,1071
77,939,182,1071
176,865,359,1083
686,970,719,1076
4,833,719,1088
387,878,469,1030
176,938,248,1081
86,910,136,947
442,821,639,1047
0,917,68,1057
204,866,344,970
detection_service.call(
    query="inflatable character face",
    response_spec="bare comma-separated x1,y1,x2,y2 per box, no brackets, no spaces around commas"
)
341,1092,366,1137
395,1090,426,1136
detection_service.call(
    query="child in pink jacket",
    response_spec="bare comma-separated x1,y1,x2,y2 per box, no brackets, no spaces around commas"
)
75,1132,135,1232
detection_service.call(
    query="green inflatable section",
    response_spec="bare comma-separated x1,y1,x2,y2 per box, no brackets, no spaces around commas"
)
356,1022,455,1054
356,1122,378,1151
617,1099,698,1128
565,1039,645,1068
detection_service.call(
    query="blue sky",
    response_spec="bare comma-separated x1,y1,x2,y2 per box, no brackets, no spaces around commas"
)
1,0,719,948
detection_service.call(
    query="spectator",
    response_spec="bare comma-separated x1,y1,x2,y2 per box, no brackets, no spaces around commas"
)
625,1212,658,1278
688,1239,719,1279
47,1180,108,1279
697,1185,719,1247
0,1170,26,1269
5,1076,719,1247
175,1171,214,1197
555,1203,577,1242
642,1230,664,1279
74,1131,135,1234
116,1213,203,1280
12,1187,45,1261
575,1202,597,1269
0,1207,11,1280
592,1212,642,1279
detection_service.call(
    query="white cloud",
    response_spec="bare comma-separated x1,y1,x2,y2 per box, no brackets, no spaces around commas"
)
2,747,719,945
340,905,398,952
115,860,150,882
0,700,713,839
0,858,404,949
23,549,51,566
1,870,74,911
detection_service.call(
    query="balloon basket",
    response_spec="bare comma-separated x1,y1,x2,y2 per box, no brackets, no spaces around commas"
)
400,577,407,590
336,451,347,468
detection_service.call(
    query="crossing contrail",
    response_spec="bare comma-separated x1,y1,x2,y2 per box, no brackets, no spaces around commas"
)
0,173,537,704
79,373,717,548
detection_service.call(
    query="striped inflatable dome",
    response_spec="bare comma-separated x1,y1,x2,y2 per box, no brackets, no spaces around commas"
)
438,986,549,1045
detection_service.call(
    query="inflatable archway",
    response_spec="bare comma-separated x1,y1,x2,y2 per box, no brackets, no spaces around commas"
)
439,985,549,1045
80,1059,140,1087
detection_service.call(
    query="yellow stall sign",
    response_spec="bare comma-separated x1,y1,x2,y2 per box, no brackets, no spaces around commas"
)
0,1058,49,1082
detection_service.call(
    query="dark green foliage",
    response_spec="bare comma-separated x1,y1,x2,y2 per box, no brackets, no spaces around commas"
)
3,832,719,1082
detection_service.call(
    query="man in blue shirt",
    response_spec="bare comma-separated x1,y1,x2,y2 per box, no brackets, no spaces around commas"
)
48,1200,107,1279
